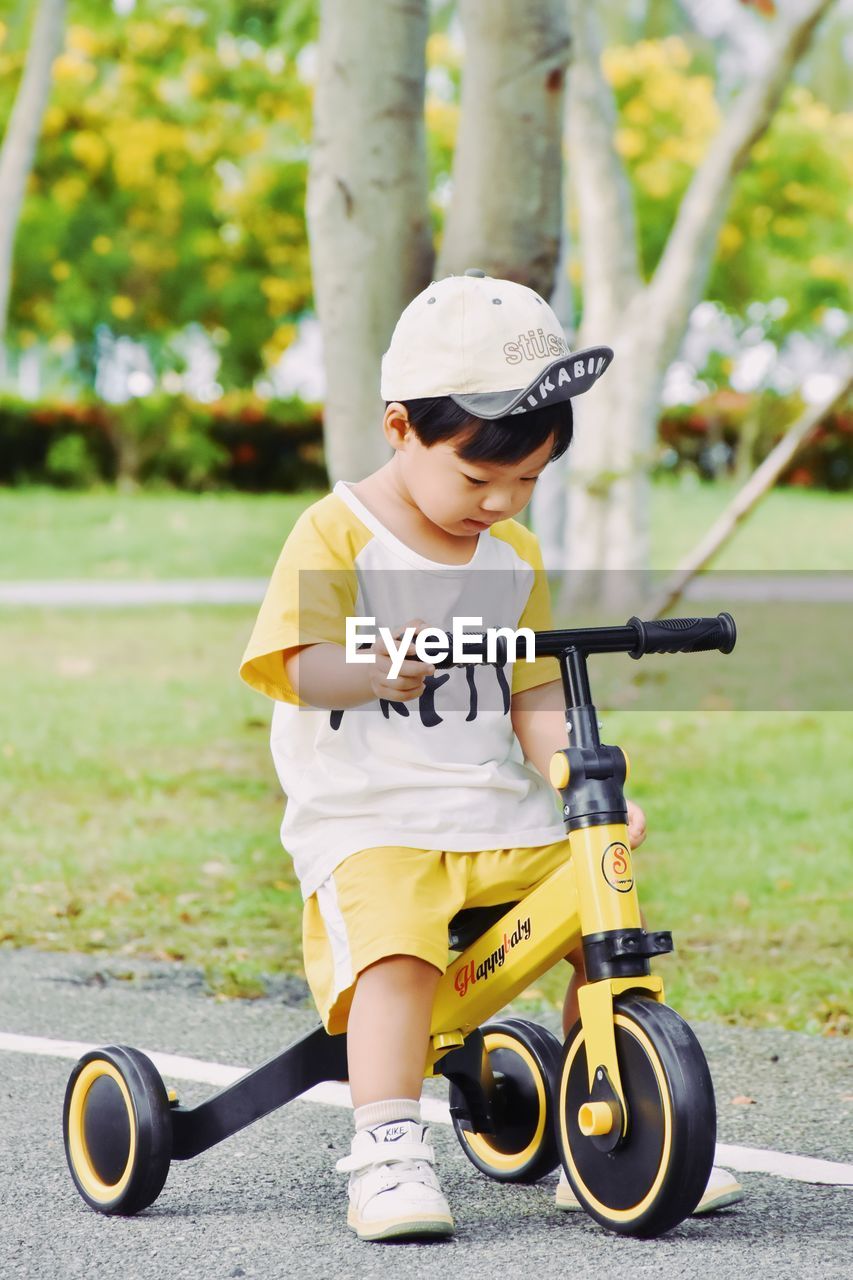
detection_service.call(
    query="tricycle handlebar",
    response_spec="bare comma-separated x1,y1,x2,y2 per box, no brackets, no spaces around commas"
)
431,613,736,666
624,613,736,659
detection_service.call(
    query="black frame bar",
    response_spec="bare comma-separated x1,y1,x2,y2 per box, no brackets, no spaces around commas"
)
170,1026,348,1160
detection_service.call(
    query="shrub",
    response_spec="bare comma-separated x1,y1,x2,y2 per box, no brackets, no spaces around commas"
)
1,399,117,485
44,432,100,488
0,393,328,491
657,390,852,490
1,388,847,492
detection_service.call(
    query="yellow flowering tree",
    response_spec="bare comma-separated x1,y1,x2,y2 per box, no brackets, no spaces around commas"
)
0,0,316,388
598,36,852,334
712,85,852,328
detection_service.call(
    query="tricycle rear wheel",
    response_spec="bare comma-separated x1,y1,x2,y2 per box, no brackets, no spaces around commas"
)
451,1017,562,1183
63,1046,172,1215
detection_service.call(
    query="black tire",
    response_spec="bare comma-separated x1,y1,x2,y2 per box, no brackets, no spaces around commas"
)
556,994,716,1237
63,1046,172,1215
451,1018,562,1184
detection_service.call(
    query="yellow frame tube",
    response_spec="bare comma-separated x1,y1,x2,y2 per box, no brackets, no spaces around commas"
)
569,822,642,935
428,857,581,1066
427,823,665,1114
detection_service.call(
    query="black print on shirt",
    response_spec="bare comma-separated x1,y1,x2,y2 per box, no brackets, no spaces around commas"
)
465,665,477,723
329,664,509,731
409,671,450,727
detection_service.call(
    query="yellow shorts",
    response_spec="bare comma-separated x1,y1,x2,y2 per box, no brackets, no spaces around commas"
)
302,840,571,1035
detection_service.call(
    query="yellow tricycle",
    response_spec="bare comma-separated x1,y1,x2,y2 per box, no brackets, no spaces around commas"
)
63,612,736,1239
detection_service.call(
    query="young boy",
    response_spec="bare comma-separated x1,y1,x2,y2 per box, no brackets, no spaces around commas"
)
240,271,740,1240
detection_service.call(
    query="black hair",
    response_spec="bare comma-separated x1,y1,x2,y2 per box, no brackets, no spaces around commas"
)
394,396,573,466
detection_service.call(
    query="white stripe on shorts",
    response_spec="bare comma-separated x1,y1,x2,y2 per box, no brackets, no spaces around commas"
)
316,874,354,1002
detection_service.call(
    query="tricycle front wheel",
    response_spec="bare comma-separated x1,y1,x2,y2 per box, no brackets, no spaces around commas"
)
556,994,716,1237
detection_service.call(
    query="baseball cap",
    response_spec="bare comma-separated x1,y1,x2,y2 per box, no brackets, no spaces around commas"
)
380,269,614,420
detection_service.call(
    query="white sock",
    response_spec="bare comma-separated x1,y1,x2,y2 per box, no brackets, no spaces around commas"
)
353,1098,421,1132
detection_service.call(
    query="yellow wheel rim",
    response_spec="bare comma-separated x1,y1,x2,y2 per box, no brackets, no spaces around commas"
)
67,1060,137,1203
462,1032,547,1173
558,1014,673,1223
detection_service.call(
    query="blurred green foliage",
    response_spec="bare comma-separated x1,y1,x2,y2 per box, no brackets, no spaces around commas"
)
596,37,852,334
0,12,849,390
716,87,853,329
0,0,317,387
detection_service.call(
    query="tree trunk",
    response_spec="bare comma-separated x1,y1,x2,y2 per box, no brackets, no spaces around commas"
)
436,0,570,296
529,176,575,561
0,0,66,362
306,0,434,485
554,0,651,597
551,0,835,592
560,322,664,611
648,368,853,617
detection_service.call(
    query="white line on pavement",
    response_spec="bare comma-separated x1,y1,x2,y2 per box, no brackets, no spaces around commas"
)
0,1031,450,1122
3,1030,851,1187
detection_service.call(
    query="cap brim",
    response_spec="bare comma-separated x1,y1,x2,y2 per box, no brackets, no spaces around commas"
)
449,346,614,420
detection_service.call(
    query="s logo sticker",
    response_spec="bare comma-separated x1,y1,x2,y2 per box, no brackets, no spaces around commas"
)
601,841,634,893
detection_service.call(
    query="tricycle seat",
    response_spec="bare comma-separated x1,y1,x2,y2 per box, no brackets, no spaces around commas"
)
448,903,517,952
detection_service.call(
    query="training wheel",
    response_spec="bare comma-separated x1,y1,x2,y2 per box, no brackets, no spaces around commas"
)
451,1017,562,1183
63,1045,172,1215
557,994,716,1237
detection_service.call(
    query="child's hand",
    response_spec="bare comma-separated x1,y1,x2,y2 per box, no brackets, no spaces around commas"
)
627,799,647,850
367,618,435,703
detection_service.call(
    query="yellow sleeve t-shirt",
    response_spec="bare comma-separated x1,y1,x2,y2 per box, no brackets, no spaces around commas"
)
240,481,565,900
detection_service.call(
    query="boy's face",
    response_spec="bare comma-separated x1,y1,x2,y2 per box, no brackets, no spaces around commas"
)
386,407,554,537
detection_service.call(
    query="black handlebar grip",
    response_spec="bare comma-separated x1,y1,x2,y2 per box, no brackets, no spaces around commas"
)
627,612,736,659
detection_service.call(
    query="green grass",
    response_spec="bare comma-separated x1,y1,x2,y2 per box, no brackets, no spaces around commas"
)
528,708,852,1037
0,488,324,580
649,476,852,570
0,606,849,1033
0,479,850,580
578,595,852,714
0,607,302,998
0,481,849,1027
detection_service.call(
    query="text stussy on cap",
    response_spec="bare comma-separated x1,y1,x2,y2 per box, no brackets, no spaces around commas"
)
503,329,570,365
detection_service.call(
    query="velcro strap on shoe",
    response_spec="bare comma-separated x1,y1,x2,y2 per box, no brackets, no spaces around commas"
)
335,1141,437,1175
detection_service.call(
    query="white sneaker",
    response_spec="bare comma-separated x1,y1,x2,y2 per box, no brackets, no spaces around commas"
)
693,1165,745,1213
336,1120,455,1241
555,1164,744,1214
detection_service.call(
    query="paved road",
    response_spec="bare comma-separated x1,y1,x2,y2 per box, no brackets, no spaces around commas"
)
1,949,850,1280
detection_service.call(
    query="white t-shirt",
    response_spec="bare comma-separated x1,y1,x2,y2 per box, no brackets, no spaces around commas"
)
240,482,566,899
